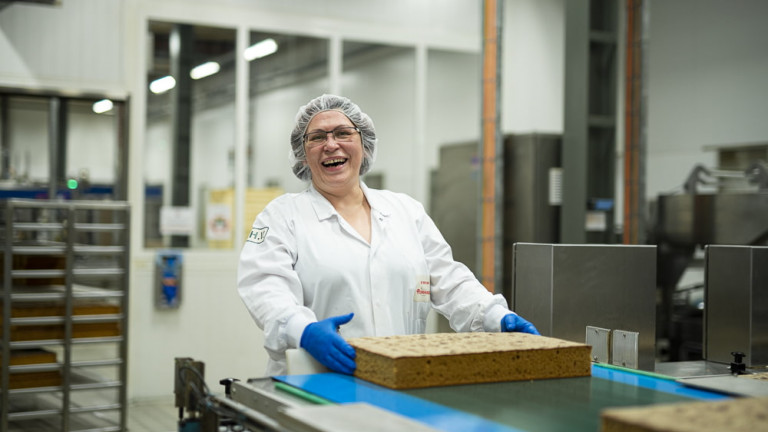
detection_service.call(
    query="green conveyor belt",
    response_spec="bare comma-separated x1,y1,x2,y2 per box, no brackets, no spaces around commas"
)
402,375,698,432
274,366,729,432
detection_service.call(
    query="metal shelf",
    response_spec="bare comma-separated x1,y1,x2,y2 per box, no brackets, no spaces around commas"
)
8,363,61,373
72,268,125,277
7,408,62,421
73,223,126,232
7,385,63,396
9,289,123,302
72,359,122,368
70,337,124,346
71,381,122,392
9,316,66,326
7,336,125,349
2,199,130,432
10,269,67,278
12,223,64,231
10,245,126,256
72,246,126,255
71,314,123,324
12,245,67,255
73,291,123,300
8,339,69,349
69,403,121,414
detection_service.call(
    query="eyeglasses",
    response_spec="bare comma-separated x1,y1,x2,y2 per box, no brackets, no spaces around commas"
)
304,126,360,148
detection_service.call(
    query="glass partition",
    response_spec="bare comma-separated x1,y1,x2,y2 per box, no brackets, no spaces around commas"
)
1,96,48,186
247,31,329,192
341,41,416,194
0,93,126,201
144,21,236,248
242,32,330,243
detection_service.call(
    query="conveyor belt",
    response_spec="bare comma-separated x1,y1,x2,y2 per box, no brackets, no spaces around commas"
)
274,364,730,432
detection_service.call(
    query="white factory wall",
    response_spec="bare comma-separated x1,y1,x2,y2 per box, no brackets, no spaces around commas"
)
1,0,767,402
645,0,768,198
0,0,124,94
502,0,565,134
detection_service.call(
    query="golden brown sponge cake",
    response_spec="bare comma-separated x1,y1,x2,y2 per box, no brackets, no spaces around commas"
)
600,397,768,432
348,332,592,389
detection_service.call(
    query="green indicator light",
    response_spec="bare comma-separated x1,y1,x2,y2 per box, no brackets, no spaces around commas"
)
67,179,79,189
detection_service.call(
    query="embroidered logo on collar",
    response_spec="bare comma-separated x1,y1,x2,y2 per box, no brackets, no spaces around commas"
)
247,227,269,244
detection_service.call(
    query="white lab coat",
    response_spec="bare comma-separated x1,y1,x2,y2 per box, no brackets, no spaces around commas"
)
237,182,512,376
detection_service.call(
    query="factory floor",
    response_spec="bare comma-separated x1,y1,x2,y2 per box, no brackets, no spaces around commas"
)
127,396,178,432
6,396,177,432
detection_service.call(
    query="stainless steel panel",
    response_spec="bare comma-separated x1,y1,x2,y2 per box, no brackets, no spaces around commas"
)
510,243,555,334
512,243,657,370
704,245,768,367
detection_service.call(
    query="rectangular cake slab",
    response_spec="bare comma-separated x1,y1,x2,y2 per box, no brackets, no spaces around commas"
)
348,332,591,389
601,396,768,432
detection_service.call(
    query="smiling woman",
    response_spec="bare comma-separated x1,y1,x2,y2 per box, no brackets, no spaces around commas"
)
237,93,540,377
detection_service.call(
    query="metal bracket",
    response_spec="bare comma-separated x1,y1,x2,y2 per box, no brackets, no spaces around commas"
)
611,330,639,369
586,326,611,363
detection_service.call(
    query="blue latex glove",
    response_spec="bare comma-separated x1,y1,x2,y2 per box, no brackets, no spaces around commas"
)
501,313,541,335
300,312,357,374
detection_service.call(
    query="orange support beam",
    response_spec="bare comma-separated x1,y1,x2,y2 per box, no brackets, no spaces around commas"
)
623,0,645,245
481,0,501,292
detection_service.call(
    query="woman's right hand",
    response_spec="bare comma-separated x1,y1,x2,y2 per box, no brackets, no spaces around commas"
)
300,312,357,374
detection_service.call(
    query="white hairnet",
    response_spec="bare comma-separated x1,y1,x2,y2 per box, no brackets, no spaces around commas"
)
289,94,377,181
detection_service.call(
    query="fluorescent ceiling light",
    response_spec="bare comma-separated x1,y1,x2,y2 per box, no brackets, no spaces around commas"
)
244,38,278,61
92,99,113,114
190,61,220,80
150,75,176,94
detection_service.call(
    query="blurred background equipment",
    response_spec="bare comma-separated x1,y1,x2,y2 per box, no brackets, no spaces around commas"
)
651,160,768,361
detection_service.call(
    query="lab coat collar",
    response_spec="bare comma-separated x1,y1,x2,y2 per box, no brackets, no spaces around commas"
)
360,182,392,221
306,183,336,221
306,182,392,221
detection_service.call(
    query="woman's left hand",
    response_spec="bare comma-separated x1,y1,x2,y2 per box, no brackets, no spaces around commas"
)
501,313,541,335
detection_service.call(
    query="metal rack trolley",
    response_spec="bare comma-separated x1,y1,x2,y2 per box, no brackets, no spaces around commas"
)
1,199,130,432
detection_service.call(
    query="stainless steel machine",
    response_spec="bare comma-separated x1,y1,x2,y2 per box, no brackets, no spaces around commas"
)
652,162,768,361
